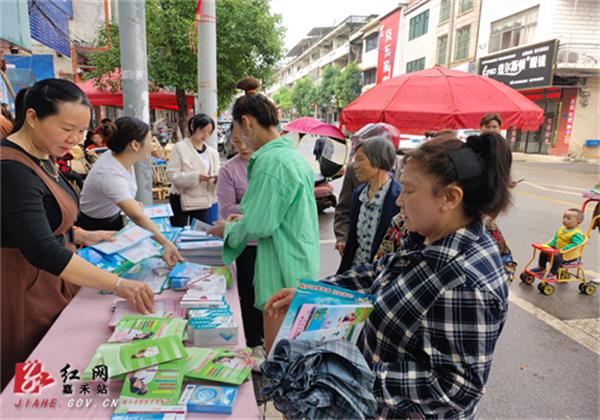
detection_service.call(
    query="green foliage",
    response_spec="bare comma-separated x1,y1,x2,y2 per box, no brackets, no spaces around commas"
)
86,0,284,113
291,77,317,117
334,62,362,108
272,85,293,112
316,65,341,107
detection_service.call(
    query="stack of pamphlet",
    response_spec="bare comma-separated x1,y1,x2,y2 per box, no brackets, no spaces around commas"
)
181,291,227,309
175,227,224,266
109,296,188,328
78,247,132,275
111,405,186,420
183,347,252,385
187,306,237,346
119,257,172,294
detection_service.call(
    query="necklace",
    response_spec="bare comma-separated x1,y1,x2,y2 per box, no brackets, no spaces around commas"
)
39,159,60,181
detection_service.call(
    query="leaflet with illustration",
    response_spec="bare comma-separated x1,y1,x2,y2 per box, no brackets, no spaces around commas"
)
84,335,187,378
91,225,154,255
108,316,187,343
144,204,174,219
120,257,171,293
118,239,162,264
114,359,186,414
271,279,375,353
184,348,252,385
111,405,186,420
78,247,132,274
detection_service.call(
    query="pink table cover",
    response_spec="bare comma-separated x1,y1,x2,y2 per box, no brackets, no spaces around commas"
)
0,276,260,419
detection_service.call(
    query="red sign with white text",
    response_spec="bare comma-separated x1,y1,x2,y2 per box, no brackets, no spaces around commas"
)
376,9,401,84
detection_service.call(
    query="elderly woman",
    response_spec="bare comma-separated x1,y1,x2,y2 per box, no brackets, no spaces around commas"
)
337,137,401,273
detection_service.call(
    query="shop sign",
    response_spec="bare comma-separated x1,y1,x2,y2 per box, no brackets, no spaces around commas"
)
564,97,576,144
478,40,558,89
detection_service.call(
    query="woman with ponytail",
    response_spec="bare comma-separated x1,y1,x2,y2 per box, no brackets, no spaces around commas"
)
1,79,154,390
210,77,319,353
267,132,512,418
78,116,182,266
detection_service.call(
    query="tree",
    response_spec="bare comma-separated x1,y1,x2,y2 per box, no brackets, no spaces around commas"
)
87,0,283,135
272,86,293,115
291,77,317,117
316,65,341,110
335,62,362,108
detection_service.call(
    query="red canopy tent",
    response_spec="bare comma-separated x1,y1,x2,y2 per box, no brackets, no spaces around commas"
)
340,66,544,133
77,71,194,111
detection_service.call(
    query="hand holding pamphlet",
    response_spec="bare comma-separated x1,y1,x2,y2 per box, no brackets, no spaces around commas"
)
91,225,154,255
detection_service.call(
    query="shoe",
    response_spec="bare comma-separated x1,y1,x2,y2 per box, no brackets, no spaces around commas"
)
250,345,266,373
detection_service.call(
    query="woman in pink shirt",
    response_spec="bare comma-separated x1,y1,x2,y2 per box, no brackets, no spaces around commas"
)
216,125,264,350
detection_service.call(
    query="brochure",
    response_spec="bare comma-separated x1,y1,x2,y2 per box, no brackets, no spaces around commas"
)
118,238,162,264
179,384,238,414
109,296,187,328
91,225,154,255
272,279,375,352
114,359,186,414
184,348,252,385
108,316,187,343
85,335,187,378
144,204,174,219
168,262,212,291
120,257,171,294
289,303,373,343
78,247,132,274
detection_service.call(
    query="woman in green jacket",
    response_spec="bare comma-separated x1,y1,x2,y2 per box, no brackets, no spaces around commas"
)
210,77,319,352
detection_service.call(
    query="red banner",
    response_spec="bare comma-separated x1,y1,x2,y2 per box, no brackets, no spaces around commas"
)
376,9,401,84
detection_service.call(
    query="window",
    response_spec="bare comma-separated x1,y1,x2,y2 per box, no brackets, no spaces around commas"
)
459,0,473,14
436,35,448,65
439,0,450,23
409,10,429,40
365,32,378,52
489,6,538,53
454,25,471,61
406,57,425,73
363,68,377,85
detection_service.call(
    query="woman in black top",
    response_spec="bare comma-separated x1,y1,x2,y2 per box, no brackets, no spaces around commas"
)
0,79,154,390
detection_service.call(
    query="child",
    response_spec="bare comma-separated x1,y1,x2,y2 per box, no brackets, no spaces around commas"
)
535,208,585,276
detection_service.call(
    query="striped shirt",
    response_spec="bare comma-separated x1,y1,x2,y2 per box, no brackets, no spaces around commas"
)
325,221,509,419
223,136,320,309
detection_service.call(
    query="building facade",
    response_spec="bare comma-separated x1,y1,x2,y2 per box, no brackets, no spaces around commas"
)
477,0,600,156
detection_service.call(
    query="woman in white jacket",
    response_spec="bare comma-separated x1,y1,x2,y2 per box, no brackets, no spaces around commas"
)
167,113,220,226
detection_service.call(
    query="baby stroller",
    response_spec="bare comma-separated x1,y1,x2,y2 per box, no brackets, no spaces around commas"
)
519,196,599,296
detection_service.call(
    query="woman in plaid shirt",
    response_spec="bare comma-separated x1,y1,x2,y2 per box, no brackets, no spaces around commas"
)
267,132,512,419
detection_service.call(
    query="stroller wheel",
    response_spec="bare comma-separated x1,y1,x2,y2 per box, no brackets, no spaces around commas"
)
520,272,534,285
583,284,596,296
541,283,555,296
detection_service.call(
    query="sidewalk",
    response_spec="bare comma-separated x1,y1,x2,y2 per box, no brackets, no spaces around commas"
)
512,151,596,164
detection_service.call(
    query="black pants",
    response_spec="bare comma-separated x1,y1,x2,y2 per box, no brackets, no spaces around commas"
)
169,194,209,227
236,246,264,347
539,252,574,274
75,211,124,231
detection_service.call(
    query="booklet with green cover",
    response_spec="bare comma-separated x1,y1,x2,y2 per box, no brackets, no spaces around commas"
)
108,316,187,343
184,347,252,385
114,358,186,414
83,336,187,379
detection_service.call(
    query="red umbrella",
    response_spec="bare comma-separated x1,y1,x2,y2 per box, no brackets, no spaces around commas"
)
340,65,544,132
284,117,345,140
78,70,195,111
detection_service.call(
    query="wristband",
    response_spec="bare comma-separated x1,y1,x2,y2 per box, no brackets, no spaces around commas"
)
112,277,123,294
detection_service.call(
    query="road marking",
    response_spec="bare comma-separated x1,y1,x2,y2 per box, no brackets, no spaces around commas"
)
522,181,586,192
508,294,599,355
521,181,583,197
513,190,590,208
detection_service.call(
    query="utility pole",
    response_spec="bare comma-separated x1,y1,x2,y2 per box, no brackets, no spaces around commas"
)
197,0,218,148
118,0,153,204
